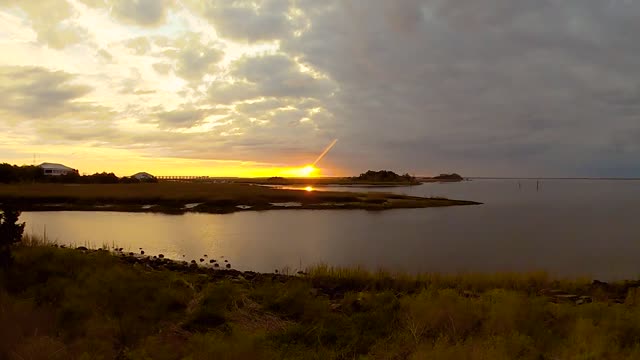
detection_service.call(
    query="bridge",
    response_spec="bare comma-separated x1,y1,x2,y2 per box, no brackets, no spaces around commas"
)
157,176,212,181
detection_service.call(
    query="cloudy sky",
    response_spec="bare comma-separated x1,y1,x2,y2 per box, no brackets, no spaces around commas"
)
1,0,639,177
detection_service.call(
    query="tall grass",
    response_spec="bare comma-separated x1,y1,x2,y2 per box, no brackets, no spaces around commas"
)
21,232,118,251
306,264,591,294
21,232,55,247
1,245,638,359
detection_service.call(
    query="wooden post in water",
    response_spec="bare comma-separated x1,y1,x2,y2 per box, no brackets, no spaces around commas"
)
536,180,540,192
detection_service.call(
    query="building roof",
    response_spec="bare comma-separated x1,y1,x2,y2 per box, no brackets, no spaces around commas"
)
38,162,76,171
132,172,155,178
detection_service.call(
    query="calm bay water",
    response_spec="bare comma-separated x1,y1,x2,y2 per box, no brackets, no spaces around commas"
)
20,179,640,280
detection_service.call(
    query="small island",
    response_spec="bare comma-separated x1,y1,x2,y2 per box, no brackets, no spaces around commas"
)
428,173,465,182
235,169,461,186
349,170,420,185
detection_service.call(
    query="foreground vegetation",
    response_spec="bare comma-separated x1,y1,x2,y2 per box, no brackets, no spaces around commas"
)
0,182,479,214
3,241,640,359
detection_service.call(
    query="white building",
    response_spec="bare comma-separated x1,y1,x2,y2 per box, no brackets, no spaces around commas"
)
39,162,79,176
132,172,155,181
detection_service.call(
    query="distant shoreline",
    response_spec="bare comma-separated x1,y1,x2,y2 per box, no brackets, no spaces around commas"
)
469,177,640,180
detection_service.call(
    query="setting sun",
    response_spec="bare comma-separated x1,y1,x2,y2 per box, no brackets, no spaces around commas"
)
296,165,318,177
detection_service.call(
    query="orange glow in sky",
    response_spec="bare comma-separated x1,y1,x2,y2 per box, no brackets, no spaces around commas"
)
298,165,318,177
6,139,334,178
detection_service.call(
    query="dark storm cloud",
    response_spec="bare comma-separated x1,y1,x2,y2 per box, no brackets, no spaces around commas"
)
278,0,640,176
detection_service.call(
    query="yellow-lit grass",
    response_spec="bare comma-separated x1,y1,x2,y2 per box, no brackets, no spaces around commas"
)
0,182,478,212
0,182,461,204
306,264,591,294
3,245,640,359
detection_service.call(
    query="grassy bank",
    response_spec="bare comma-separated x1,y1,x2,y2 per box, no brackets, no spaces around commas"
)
0,183,479,214
2,244,640,359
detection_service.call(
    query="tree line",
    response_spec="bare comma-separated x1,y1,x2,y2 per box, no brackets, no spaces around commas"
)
0,163,156,184
352,170,416,182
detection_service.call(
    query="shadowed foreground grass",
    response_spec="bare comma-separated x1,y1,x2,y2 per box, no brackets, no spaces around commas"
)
3,244,640,359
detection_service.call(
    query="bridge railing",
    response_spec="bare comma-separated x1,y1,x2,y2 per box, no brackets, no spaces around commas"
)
157,176,212,180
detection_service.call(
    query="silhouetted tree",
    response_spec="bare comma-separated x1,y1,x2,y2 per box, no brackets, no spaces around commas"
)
0,207,25,269
353,170,416,182
82,172,120,184
0,163,45,183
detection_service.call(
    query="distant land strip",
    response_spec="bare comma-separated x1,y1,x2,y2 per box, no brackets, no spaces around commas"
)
468,177,640,180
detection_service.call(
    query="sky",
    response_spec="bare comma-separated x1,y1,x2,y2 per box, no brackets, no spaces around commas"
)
1,0,639,177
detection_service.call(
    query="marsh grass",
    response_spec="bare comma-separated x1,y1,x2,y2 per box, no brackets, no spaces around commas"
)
21,232,55,247
1,245,640,359
305,264,590,295
21,232,119,251
0,183,478,214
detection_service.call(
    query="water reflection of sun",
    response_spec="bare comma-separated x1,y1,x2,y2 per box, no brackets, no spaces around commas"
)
304,186,314,192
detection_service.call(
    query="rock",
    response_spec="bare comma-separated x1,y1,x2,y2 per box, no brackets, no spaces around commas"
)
190,260,196,264
579,295,593,304
128,252,134,256
214,263,219,268
225,264,231,269
140,250,145,255
209,259,214,263
552,294,579,303
158,254,165,259
76,246,88,251
243,271,257,280
575,296,596,305
124,257,139,264
462,290,479,298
